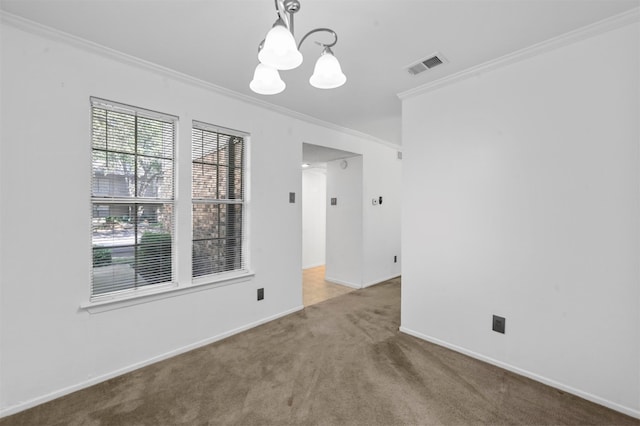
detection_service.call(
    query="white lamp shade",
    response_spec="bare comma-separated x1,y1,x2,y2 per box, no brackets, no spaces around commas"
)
309,50,346,89
250,63,285,95
258,23,303,70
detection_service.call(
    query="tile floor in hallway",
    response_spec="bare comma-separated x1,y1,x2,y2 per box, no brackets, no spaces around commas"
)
303,265,355,306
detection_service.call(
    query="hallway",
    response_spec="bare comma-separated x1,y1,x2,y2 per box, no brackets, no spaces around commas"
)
302,265,354,306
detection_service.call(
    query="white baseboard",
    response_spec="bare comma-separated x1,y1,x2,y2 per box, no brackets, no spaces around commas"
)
399,326,640,420
0,305,304,418
323,274,401,290
324,276,361,289
362,274,401,288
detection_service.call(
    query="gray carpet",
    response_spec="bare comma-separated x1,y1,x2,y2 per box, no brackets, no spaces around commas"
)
2,277,638,425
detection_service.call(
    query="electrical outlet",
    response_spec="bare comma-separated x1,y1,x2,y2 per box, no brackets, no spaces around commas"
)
257,288,264,301
289,192,295,203
492,315,505,334
331,198,337,206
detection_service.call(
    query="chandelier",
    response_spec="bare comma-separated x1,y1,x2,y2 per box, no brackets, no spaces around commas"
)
250,0,347,95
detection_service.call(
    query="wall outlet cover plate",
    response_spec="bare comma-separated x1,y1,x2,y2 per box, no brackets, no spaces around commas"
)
492,315,505,334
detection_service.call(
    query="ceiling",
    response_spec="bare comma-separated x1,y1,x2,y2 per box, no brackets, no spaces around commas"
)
1,0,638,146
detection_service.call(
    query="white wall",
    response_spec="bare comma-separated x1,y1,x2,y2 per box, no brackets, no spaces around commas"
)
401,21,640,418
362,146,402,286
302,168,326,269
325,156,363,287
0,18,401,415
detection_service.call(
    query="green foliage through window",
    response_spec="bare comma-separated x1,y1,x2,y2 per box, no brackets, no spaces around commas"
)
91,98,176,298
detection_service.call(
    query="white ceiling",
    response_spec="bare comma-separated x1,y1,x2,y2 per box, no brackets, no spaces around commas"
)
2,0,638,146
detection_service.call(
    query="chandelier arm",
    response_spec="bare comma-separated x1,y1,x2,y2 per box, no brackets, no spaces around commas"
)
275,0,294,34
297,28,338,50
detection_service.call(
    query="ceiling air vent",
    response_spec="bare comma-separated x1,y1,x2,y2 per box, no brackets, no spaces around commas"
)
423,56,443,69
406,53,446,76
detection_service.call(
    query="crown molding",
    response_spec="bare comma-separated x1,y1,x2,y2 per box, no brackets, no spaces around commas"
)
0,11,399,150
398,7,640,100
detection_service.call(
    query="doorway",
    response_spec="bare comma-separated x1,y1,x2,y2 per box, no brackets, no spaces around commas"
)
301,143,361,306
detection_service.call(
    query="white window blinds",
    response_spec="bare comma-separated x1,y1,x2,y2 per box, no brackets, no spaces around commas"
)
91,97,176,298
192,121,246,278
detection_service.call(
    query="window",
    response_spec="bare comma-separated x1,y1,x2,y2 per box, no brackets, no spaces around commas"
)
91,98,176,298
192,121,246,278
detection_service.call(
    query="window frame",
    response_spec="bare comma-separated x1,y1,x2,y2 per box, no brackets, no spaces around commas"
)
89,97,177,302
84,99,253,312
191,120,249,283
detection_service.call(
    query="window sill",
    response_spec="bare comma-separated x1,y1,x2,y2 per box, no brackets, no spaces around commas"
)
80,270,255,314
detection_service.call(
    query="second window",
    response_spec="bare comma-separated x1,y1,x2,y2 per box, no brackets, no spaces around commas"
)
192,121,246,278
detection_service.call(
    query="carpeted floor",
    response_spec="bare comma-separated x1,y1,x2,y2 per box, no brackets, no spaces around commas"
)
2,277,638,425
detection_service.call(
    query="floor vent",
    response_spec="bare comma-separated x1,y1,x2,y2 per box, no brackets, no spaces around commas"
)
406,53,446,75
